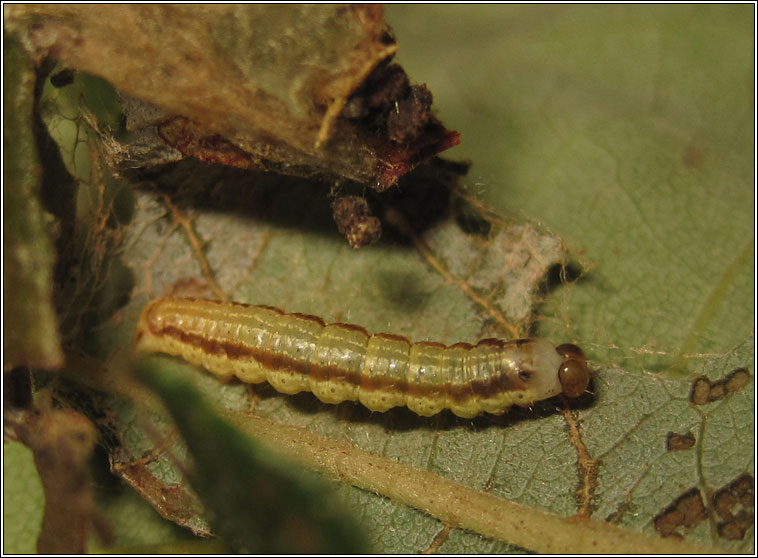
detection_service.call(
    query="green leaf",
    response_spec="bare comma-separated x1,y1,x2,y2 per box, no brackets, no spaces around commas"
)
384,4,754,551
90,150,746,552
388,4,754,372
75,72,125,136
6,5,752,554
137,356,368,554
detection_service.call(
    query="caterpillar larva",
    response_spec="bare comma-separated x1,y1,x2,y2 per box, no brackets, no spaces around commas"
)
135,297,590,418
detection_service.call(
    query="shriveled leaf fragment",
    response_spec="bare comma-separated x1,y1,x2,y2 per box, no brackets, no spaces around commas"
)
109,437,210,538
138,356,368,554
3,35,64,369
7,404,106,553
6,4,459,190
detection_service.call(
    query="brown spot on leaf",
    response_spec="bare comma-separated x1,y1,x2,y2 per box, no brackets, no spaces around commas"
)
713,474,754,541
666,431,696,451
708,382,726,401
689,376,711,405
725,367,750,394
689,367,751,405
718,520,751,541
654,488,706,538
682,144,705,168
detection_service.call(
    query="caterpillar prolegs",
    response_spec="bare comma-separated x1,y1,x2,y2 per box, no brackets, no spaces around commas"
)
135,297,590,419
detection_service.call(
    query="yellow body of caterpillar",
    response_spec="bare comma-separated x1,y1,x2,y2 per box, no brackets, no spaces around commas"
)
135,297,590,418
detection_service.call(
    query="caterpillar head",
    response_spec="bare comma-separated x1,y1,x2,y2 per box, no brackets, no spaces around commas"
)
508,338,588,405
555,343,590,398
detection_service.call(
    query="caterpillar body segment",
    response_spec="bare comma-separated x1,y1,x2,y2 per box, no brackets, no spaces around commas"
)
135,297,590,418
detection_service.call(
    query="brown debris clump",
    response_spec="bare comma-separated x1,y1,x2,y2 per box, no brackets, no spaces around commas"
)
331,196,382,250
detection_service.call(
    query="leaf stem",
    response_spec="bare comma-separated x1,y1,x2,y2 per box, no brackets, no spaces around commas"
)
223,410,726,554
